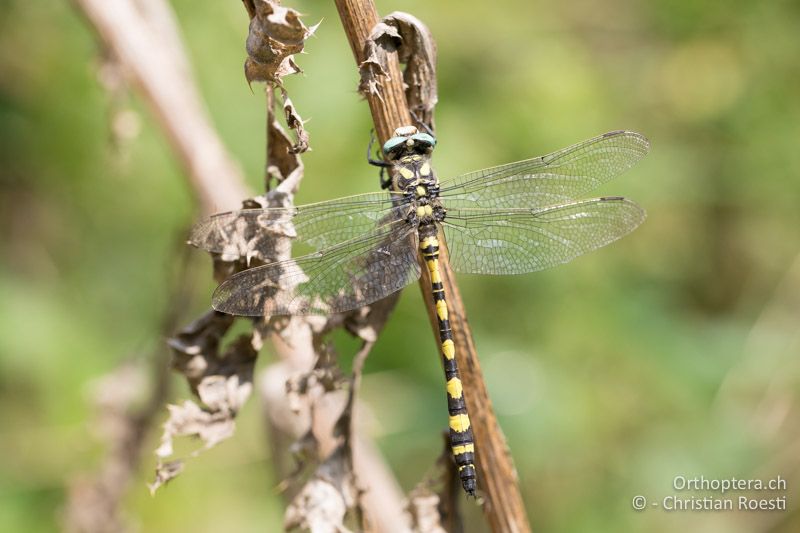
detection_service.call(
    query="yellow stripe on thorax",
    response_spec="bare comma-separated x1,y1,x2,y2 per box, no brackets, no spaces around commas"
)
399,167,414,180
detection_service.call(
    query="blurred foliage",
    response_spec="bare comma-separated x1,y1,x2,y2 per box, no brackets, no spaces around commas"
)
2,0,800,531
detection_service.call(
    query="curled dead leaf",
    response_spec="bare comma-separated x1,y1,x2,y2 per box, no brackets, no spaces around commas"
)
244,1,314,85
358,12,438,128
382,12,438,127
151,316,258,492
281,90,310,155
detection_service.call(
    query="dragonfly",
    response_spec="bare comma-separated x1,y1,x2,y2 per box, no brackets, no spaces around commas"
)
189,126,649,496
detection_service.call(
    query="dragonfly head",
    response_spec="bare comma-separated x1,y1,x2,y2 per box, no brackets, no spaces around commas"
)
382,125,437,161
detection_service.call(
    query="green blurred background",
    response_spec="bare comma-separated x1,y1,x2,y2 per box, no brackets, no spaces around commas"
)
2,0,799,531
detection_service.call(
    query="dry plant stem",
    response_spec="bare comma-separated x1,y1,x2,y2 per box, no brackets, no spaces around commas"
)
74,0,407,528
73,0,249,213
334,1,532,532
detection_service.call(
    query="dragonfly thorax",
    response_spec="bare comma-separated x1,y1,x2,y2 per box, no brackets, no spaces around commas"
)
403,182,445,226
392,155,436,189
381,125,440,194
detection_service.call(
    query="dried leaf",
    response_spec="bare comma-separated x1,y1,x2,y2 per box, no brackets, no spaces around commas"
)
382,12,439,127
151,316,258,492
358,13,438,128
281,91,309,154
154,397,237,458
358,43,389,100
267,103,303,186
167,311,236,385
244,1,315,85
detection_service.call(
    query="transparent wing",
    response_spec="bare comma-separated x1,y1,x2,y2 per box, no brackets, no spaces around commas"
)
442,197,645,275
189,191,403,259
212,219,421,316
439,131,649,210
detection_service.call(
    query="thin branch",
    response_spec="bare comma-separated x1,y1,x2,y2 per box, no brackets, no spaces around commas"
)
333,1,532,531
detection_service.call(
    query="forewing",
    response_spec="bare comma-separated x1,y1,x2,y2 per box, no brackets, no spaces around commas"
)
442,198,645,275
439,131,649,210
212,220,421,316
188,192,401,260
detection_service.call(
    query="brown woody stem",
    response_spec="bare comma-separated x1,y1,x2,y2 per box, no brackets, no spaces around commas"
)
333,1,533,531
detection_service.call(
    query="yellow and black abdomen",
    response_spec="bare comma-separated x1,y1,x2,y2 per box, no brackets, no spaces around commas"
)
419,225,477,495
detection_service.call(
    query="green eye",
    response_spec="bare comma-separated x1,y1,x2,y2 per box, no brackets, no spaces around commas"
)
412,133,437,147
382,136,406,155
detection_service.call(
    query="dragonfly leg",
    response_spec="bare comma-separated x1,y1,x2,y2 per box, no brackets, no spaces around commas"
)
409,109,434,137
366,129,392,189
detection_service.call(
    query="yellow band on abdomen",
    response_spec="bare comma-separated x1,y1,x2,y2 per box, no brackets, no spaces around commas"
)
449,413,471,433
446,377,463,398
441,339,455,359
421,236,438,248
436,299,448,320
452,443,475,455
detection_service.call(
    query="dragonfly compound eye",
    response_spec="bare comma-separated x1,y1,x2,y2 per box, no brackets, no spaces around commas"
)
382,136,407,157
411,133,437,149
